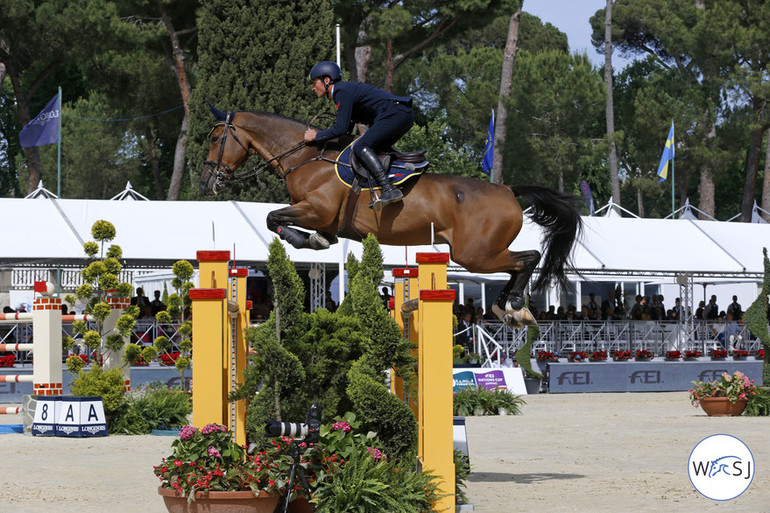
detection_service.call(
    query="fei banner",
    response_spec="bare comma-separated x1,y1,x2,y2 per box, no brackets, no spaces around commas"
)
453,367,526,394
19,93,60,148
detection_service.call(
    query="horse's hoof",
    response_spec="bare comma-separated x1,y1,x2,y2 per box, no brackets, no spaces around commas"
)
511,307,537,327
308,232,330,250
492,304,522,328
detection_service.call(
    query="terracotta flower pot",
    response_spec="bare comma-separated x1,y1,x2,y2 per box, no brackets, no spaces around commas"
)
698,397,748,417
158,487,280,513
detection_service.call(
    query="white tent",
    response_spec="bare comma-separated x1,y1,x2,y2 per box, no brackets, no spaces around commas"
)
1,196,768,280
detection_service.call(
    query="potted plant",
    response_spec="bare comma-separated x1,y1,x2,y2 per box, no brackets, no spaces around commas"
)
611,350,631,361
684,350,702,360
154,423,288,512
710,348,728,360
589,350,607,362
452,344,466,366
732,349,750,360
634,349,653,361
664,350,681,360
568,351,588,362
755,349,765,360
689,371,757,416
536,350,558,362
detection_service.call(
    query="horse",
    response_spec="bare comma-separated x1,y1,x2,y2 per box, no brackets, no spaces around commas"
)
199,107,582,327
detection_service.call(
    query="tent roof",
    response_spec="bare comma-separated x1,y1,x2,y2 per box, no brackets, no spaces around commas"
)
1,197,767,280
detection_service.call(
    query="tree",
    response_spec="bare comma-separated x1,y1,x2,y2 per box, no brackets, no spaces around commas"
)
490,3,523,185
603,0,621,212
188,0,334,203
0,0,129,194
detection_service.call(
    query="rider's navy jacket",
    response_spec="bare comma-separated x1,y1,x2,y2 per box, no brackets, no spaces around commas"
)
314,81,412,142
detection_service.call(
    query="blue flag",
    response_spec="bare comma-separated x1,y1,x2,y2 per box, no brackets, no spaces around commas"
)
19,93,61,148
579,179,595,215
656,122,674,183
482,109,494,175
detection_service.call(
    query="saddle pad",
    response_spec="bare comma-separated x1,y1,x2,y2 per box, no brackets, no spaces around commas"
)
334,142,428,190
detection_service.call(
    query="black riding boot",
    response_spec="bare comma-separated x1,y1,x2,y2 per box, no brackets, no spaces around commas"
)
358,146,403,210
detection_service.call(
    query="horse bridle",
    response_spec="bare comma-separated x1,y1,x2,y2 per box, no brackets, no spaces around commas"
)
204,111,340,194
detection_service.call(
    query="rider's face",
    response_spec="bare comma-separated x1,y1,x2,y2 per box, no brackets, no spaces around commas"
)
311,77,328,98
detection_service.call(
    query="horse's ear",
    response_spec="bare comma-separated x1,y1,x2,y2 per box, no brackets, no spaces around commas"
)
207,102,227,122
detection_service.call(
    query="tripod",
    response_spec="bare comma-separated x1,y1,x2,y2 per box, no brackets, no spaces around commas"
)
280,441,314,513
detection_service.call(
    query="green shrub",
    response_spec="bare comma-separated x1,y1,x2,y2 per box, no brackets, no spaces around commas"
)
70,365,126,416
311,445,444,513
110,381,192,434
454,449,471,505
745,387,770,416
453,387,525,416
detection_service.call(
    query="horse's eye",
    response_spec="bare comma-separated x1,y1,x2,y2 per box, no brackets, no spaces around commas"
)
211,135,219,143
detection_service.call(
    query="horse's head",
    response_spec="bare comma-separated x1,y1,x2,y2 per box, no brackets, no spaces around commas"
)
200,105,252,196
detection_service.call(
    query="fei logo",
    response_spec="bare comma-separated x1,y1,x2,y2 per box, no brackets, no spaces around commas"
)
688,434,754,501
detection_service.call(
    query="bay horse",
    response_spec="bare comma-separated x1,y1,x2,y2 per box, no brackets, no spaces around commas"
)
199,107,582,327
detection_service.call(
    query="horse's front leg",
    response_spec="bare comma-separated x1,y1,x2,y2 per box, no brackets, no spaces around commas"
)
266,205,337,250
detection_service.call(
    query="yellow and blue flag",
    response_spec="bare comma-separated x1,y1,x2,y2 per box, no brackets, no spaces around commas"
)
656,122,674,183
482,109,494,176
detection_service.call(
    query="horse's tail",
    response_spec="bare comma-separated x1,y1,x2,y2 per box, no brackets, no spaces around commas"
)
511,185,583,291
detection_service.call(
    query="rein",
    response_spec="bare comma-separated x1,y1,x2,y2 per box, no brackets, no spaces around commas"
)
204,111,341,194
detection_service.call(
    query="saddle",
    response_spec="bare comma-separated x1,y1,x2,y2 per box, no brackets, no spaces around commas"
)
334,141,429,241
335,141,429,190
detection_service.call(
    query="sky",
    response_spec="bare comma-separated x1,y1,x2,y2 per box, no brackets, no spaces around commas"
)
524,0,630,68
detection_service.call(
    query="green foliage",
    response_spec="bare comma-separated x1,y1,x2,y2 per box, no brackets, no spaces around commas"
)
188,0,334,202
311,444,444,513
745,248,770,352
453,386,525,416
70,365,127,415
744,386,770,417
123,343,142,366
347,360,418,459
66,354,86,374
83,241,99,257
110,382,192,434
91,219,116,242
454,449,471,505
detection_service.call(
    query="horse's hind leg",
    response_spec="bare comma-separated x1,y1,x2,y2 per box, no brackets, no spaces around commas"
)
493,250,541,327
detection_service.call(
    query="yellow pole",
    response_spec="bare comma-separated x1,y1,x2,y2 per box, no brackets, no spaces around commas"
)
189,288,227,428
416,253,455,512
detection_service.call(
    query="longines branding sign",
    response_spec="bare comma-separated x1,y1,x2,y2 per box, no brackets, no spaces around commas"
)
548,361,762,393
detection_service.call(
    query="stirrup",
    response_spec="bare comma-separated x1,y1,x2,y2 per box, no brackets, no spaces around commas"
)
369,188,403,211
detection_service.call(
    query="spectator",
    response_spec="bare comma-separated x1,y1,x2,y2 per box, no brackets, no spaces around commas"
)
630,295,645,320
380,287,391,308
705,295,719,320
695,300,706,320
727,295,742,320
601,290,615,320
325,291,337,312
586,293,598,313
671,298,682,320
455,311,473,352
150,290,166,315
131,287,150,308
134,304,155,347
724,313,743,350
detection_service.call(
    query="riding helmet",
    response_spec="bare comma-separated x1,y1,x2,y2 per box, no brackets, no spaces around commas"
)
309,61,342,82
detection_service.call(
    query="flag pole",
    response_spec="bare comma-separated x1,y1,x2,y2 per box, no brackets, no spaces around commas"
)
57,86,62,198
670,121,675,217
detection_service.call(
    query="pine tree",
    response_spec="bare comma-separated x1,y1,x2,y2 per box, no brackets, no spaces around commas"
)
188,0,334,202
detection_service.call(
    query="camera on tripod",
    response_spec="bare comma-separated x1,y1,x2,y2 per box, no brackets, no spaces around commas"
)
264,403,320,444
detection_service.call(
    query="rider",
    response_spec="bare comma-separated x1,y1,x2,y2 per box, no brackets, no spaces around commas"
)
303,61,414,209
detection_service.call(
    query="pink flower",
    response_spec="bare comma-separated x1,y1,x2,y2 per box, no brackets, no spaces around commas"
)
208,446,222,458
174,460,183,467
332,421,352,432
179,425,198,440
202,423,225,434
367,447,383,461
